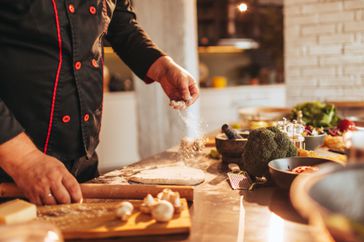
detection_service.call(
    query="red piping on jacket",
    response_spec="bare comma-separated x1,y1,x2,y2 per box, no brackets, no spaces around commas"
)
44,0,63,154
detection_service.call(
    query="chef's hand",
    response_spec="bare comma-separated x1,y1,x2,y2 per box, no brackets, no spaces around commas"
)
146,56,199,109
0,133,82,205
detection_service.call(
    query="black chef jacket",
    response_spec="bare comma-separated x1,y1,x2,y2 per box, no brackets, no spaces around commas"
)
0,0,164,181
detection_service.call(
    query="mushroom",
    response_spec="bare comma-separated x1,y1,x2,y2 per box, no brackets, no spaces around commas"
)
116,201,134,221
157,189,183,213
140,194,156,214
151,200,174,222
170,192,182,213
157,189,173,201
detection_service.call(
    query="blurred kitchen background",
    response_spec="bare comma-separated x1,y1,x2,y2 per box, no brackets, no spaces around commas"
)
97,0,364,173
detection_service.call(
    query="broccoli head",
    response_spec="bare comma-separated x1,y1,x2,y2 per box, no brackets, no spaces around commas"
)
241,127,297,177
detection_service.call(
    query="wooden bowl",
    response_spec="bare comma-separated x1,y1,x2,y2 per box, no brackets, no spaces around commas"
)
268,157,336,190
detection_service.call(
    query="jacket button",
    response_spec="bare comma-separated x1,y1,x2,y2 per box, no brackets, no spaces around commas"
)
83,114,90,122
62,115,71,123
74,61,82,70
89,6,97,15
91,59,99,68
68,4,75,14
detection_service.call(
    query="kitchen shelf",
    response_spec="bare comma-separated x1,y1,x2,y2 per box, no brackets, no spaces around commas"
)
104,47,114,54
198,46,245,54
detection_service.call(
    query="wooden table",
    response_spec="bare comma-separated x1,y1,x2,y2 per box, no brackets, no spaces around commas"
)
72,146,323,242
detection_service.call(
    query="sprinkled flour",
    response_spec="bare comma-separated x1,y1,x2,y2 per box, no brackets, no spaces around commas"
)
176,109,208,162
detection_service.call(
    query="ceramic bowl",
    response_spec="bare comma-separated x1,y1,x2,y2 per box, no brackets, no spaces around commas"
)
268,156,336,190
304,134,326,150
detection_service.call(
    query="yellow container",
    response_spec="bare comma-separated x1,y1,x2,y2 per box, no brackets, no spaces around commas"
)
212,76,227,88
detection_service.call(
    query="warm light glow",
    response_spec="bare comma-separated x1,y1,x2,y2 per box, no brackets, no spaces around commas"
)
267,213,284,242
237,3,248,12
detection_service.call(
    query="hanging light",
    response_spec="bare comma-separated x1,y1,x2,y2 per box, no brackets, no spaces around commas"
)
237,2,248,12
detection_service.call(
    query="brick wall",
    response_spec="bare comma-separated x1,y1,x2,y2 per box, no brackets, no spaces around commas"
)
284,0,364,105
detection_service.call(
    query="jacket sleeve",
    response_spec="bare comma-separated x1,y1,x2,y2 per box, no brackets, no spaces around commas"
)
0,98,24,145
105,0,166,82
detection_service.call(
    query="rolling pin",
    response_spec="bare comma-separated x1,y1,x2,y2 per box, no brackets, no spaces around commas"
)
0,183,194,201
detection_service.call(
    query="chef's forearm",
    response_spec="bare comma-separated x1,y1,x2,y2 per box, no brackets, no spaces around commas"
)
0,98,24,145
106,0,166,82
0,133,40,178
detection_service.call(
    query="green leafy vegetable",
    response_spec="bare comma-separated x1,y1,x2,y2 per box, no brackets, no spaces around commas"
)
291,101,340,128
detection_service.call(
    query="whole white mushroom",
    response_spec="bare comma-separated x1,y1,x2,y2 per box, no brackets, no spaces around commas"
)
116,201,134,221
151,200,174,222
140,194,156,214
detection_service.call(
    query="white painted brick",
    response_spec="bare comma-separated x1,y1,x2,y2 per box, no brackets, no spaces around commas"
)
344,65,364,75
302,2,343,14
343,87,364,97
355,32,364,42
308,45,343,55
344,43,364,54
284,5,301,16
336,23,344,34
319,77,362,87
287,14,318,25
319,33,355,44
355,10,364,21
287,78,318,86
344,21,364,32
285,0,364,104
320,55,364,65
286,56,319,67
285,0,317,6
302,24,336,36
344,1,364,10
286,67,301,77
302,67,336,77
318,12,355,23
286,36,318,46
285,26,301,37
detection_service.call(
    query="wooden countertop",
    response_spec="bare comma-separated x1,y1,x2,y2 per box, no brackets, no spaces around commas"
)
72,147,319,242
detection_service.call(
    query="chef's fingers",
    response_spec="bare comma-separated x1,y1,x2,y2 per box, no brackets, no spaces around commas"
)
62,175,83,203
51,182,71,204
41,189,57,205
187,80,199,106
25,190,42,206
179,77,192,102
33,195,43,206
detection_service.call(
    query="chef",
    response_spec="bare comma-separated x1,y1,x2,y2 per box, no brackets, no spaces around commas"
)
0,1,199,205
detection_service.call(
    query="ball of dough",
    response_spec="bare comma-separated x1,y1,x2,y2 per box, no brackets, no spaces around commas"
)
151,201,174,222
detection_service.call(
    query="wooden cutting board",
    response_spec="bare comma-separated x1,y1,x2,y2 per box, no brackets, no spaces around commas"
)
36,199,191,239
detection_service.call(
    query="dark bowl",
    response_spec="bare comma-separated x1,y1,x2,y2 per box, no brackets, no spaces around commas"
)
268,156,336,190
215,132,249,164
291,164,364,242
304,134,326,150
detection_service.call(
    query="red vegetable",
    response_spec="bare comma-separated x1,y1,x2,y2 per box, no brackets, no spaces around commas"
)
338,119,356,132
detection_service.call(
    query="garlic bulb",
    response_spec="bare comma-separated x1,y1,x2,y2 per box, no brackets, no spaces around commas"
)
151,200,174,222
116,201,134,221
